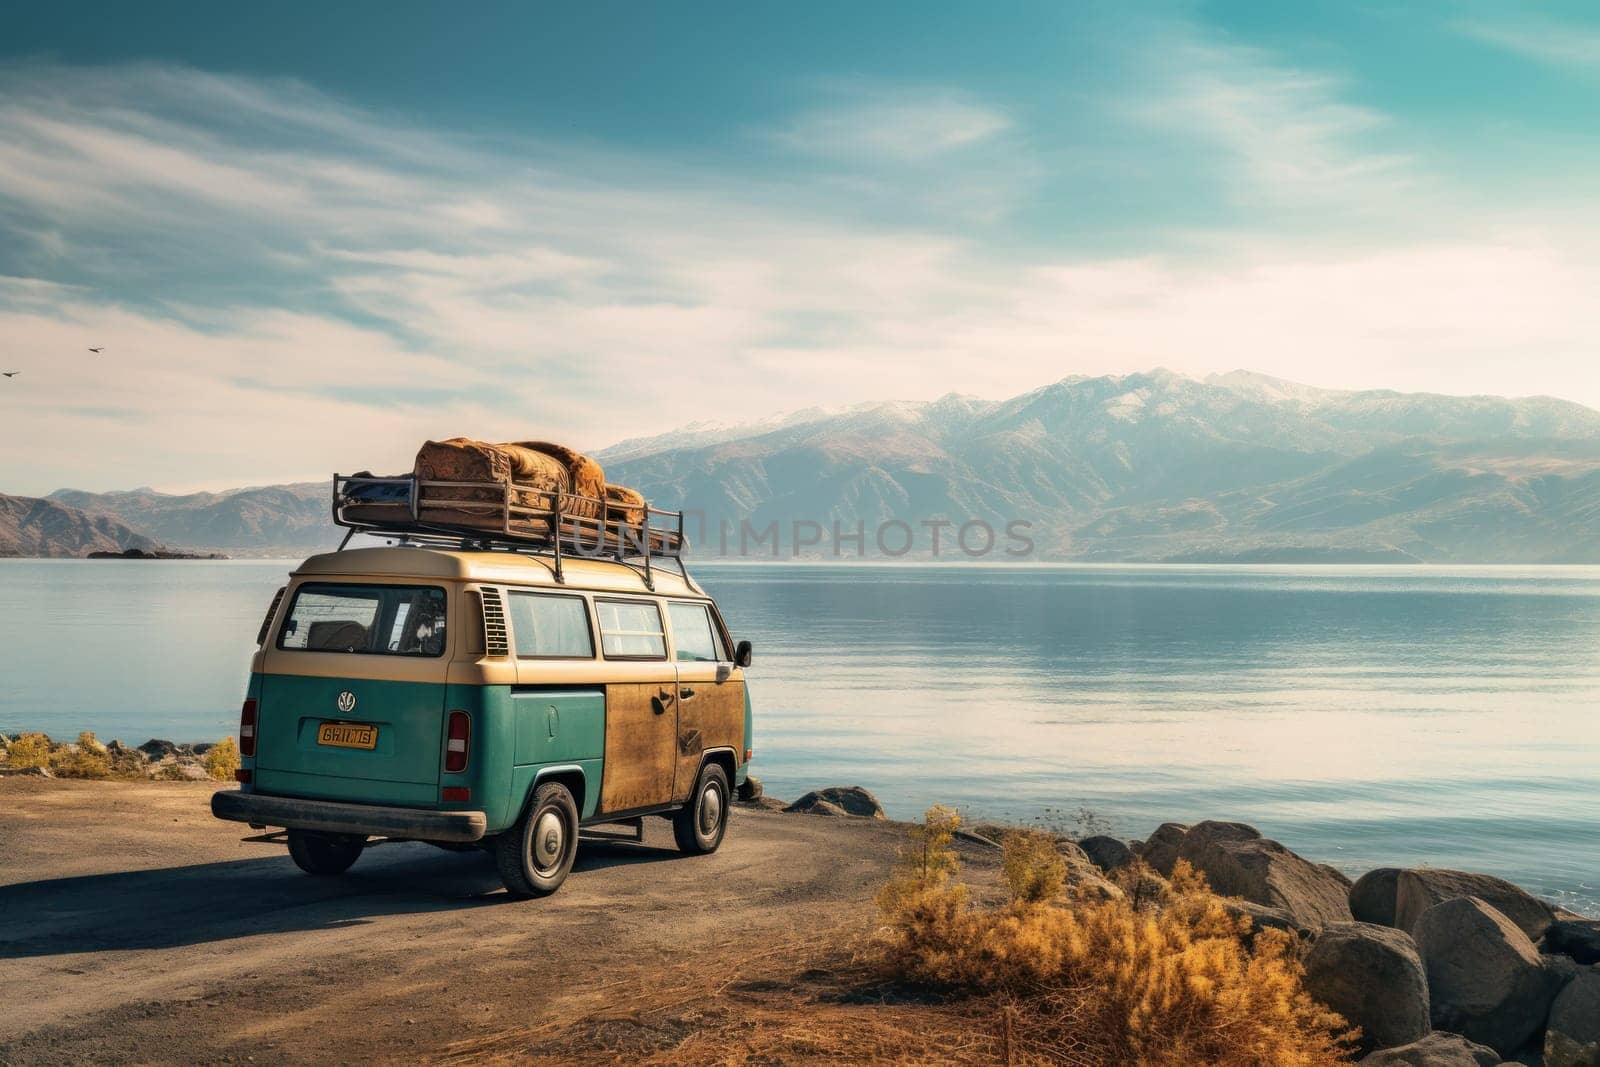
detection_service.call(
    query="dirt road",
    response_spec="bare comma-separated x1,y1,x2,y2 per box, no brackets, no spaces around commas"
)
0,778,1000,1065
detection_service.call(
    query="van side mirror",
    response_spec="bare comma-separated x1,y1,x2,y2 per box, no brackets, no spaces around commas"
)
734,640,753,668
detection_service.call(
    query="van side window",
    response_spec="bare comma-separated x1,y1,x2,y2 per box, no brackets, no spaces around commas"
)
509,592,593,659
667,602,724,662
595,599,666,659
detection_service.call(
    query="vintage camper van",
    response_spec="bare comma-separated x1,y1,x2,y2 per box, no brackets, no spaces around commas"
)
211,469,752,897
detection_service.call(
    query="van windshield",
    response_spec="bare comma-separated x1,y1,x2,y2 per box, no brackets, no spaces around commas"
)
277,583,447,657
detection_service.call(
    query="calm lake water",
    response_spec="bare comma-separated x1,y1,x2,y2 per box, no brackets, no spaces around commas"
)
2,559,1597,915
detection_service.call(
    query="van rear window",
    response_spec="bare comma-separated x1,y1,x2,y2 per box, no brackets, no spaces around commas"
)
277,583,447,657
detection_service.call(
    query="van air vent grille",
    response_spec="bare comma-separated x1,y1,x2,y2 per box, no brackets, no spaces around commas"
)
480,587,509,656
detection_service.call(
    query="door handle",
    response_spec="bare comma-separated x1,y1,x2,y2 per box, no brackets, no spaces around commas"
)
657,687,674,701
679,687,695,700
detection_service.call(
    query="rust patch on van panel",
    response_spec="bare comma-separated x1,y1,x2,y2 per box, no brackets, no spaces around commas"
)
600,682,676,813
672,678,745,803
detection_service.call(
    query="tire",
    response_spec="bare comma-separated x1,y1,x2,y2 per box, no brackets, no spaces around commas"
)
495,781,580,898
287,829,365,875
673,763,730,855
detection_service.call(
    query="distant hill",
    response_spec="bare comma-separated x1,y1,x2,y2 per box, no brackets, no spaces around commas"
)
14,370,1600,562
46,482,330,557
0,494,161,558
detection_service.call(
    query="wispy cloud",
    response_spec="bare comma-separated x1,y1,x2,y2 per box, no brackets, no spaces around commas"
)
1121,30,1418,211
1457,15,1600,71
770,86,1013,161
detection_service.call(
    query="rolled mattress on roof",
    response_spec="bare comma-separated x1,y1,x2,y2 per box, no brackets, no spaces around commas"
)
407,438,606,534
509,441,605,517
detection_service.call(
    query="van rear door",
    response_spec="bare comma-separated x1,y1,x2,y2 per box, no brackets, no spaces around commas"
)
254,582,451,807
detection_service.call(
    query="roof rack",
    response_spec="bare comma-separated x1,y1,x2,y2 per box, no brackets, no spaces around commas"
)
331,473,689,590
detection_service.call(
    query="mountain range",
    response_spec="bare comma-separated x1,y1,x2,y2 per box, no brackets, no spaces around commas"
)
8,369,1600,562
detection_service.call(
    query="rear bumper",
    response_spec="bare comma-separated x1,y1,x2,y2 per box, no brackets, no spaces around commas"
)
211,789,487,843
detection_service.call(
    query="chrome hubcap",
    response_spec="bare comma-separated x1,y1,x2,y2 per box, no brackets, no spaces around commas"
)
532,810,565,872
699,784,722,836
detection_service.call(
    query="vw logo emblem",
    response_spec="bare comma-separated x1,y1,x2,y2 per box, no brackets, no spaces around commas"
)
336,690,357,713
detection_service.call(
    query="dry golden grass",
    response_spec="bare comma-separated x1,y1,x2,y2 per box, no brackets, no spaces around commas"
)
4,732,52,769
1001,830,1067,905
204,737,240,781
874,810,1356,1067
48,732,112,779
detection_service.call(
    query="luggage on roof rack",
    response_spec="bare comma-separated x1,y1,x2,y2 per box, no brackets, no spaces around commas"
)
331,472,687,586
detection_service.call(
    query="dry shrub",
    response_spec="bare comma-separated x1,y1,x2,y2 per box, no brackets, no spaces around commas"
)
1109,857,1176,911
205,737,240,781
50,733,111,779
876,804,964,915
877,815,1355,1067
1002,829,1067,904
5,732,52,768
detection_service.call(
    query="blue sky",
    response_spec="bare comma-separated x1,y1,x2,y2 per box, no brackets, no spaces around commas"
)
2,2,1600,493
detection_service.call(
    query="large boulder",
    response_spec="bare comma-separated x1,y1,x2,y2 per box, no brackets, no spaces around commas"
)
1545,969,1600,1067
1177,828,1353,929
1351,868,1404,927
786,796,847,817
1542,919,1600,966
1078,835,1135,872
138,738,178,760
1359,1031,1502,1067
1396,869,1556,942
1135,822,1190,876
1305,923,1429,1055
1179,819,1261,854
784,786,884,818
1414,896,1566,1057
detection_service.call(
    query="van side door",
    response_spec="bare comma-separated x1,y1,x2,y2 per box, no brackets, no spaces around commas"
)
665,600,745,803
593,597,678,814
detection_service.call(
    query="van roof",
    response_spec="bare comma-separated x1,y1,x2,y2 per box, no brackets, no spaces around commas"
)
293,545,706,597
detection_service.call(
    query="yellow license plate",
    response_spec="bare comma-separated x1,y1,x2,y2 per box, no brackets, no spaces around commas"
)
317,722,377,750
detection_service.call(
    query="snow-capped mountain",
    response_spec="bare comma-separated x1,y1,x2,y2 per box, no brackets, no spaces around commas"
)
598,370,1600,561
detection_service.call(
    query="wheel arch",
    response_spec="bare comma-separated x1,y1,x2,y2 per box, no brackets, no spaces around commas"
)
699,747,736,789
527,764,589,820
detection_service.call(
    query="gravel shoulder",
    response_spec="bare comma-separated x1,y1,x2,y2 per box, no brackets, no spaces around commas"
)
0,778,999,1065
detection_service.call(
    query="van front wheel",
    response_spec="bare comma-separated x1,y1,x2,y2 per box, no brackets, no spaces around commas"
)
287,830,364,875
673,763,729,855
496,781,579,898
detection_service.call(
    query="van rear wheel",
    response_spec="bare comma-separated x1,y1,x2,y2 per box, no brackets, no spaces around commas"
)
287,830,365,875
673,763,729,855
496,781,579,898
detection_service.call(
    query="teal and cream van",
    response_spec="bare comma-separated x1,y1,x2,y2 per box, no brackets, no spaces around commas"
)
212,545,753,897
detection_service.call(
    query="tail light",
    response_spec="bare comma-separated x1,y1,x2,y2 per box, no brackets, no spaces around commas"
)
239,698,258,758
235,769,252,784
444,711,470,773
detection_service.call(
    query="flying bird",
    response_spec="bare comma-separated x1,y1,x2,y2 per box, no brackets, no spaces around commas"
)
3,371,18,377
87,347,104,354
